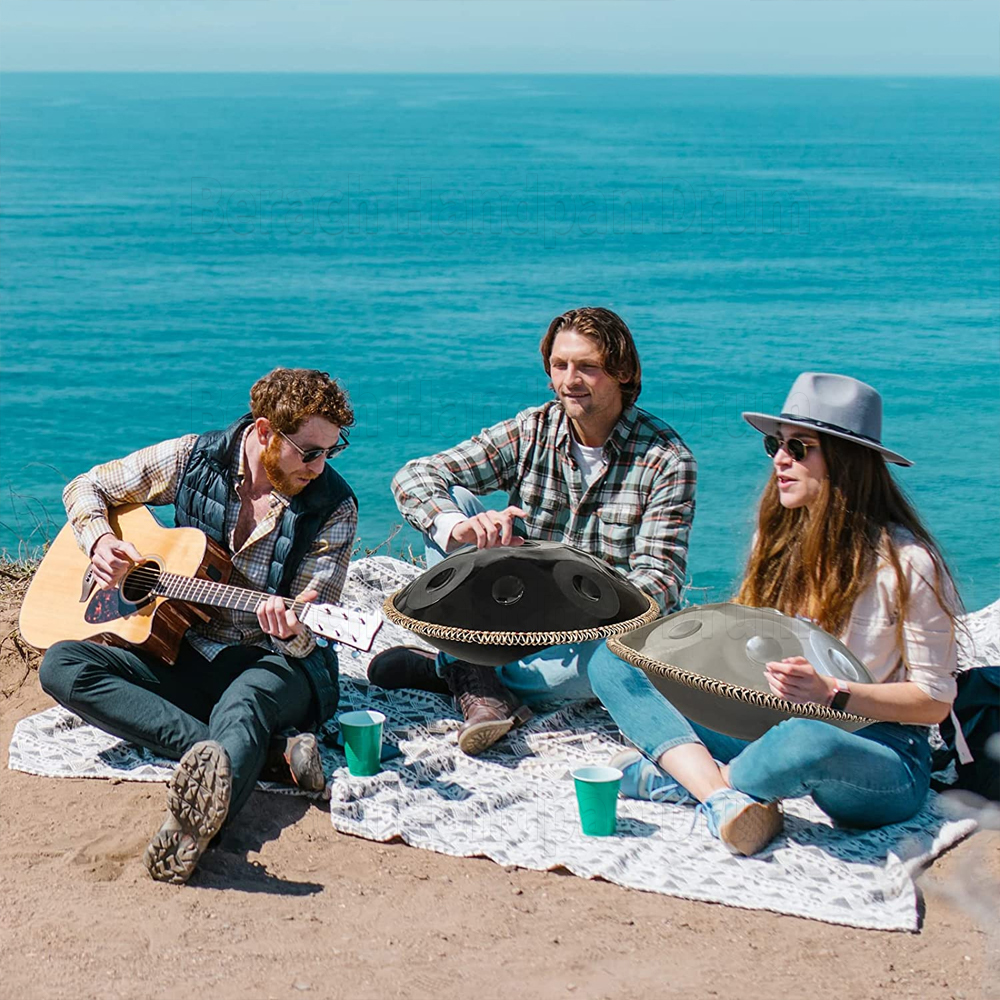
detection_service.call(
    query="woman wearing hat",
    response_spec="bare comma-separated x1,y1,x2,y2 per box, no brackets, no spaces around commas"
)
588,373,963,856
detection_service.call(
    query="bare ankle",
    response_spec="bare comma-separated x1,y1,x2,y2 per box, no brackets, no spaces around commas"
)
656,743,730,804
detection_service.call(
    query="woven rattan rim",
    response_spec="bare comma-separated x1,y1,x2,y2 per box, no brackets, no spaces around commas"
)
383,590,661,647
607,634,874,725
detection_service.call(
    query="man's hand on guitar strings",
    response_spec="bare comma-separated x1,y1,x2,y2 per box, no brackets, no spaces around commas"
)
89,532,143,590
257,587,319,640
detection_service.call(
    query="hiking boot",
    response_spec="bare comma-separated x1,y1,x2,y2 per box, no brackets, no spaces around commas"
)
261,733,326,793
143,740,232,885
444,661,533,756
696,788,783,857
367,645,450,695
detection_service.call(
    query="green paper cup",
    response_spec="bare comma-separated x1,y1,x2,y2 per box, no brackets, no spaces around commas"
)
572,765,623,836
338,710,387,777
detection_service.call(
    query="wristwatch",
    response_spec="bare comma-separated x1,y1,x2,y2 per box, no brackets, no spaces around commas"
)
829,679,852,712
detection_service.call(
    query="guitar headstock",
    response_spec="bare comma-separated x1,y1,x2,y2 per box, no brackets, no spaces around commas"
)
302,603,382,653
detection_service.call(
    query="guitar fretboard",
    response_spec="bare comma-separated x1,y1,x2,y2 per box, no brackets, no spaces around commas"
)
154,573,307,616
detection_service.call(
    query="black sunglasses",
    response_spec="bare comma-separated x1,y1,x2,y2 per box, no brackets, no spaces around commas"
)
763,434,817,462
278,428,350,464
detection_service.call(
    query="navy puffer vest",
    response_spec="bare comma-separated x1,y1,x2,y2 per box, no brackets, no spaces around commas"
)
175,412,357,724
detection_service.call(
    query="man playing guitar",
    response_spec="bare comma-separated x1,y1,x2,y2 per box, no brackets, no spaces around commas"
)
39,368,358,884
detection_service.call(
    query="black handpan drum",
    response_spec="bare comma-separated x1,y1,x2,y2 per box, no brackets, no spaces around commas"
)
607,603,876,740
383,540,660,666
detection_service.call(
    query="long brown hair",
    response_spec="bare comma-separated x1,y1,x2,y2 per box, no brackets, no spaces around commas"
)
736,433,963,653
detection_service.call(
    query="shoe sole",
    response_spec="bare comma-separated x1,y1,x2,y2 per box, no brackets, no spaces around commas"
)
458,705,533,757
718,801,783,857
458,718,515,756
143,741,232,885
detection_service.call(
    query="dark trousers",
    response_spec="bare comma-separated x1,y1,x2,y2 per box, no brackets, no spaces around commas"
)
39,638,315,818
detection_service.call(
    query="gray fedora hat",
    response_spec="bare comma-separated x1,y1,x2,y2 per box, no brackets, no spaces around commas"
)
742,372,912,467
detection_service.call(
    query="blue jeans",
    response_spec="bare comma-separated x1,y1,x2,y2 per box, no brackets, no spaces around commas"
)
424,486,604,706
588,643,932,828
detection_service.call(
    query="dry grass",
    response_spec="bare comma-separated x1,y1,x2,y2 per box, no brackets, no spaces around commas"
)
0,555,39,589
0,556,41,698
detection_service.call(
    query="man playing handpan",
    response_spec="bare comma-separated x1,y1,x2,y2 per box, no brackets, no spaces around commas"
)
371,307,697,755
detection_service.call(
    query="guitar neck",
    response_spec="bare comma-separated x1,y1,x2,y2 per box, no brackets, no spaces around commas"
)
155,573,304,616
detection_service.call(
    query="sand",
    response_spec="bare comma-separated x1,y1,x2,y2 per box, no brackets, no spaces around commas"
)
0,569,997,1000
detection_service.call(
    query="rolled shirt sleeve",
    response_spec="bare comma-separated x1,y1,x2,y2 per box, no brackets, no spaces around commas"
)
429,510,469,555
391,416,523,536
900,546,959,703
842,535,960,704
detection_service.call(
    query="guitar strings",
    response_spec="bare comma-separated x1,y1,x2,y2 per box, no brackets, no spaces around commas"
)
114,566,368,642
119,567,310,612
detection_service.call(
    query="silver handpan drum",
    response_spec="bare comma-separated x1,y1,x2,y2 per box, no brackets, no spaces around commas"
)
607,603,876,740
383,540,660,667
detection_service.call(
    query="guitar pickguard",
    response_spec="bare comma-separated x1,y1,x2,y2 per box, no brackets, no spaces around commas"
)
84,589,146,624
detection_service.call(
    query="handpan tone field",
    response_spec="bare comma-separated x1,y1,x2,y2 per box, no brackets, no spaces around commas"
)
384,540,660,666
608,604,876,740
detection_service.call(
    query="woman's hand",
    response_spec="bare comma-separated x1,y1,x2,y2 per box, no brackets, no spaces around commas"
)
764,656,834,706
766,658,952,724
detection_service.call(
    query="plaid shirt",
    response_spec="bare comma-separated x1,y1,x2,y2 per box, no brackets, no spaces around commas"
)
63,430,357,660
392,401,697,613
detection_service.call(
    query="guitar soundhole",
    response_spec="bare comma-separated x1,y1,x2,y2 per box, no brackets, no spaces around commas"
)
121,560,161,604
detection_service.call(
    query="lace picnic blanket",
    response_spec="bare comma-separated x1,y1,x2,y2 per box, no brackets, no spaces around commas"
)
10,557,996,931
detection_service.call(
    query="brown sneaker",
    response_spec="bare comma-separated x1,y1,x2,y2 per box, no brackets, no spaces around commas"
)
143,740,232,885
444,661,533,756
261,733,326,793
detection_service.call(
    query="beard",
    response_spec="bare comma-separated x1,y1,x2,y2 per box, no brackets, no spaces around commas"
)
261,436,316,496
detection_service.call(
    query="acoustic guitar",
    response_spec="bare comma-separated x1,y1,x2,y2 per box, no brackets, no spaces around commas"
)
19,504,381,663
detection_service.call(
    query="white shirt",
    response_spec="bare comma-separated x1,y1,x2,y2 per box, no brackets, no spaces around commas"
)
570,437,606,491
840,529,958,703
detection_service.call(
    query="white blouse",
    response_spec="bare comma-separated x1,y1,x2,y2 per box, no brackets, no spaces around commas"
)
840,528,958,703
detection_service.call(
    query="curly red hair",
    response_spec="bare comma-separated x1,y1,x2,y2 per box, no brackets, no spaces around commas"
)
250,368,354,434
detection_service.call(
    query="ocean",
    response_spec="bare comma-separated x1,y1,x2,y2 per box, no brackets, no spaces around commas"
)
1,73,997,609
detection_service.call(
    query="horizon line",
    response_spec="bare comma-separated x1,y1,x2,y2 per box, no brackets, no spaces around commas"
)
3,70,998,78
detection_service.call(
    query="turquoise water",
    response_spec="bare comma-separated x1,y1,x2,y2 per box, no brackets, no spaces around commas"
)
1,74,998,608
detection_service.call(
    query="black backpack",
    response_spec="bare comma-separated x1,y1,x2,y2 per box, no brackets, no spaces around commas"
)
933,666,999,802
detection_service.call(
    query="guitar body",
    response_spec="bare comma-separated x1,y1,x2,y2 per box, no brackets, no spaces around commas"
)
19,504,233,664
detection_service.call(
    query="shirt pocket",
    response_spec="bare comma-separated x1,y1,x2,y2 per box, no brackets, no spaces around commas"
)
512,489,567,536
596,501,644,560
